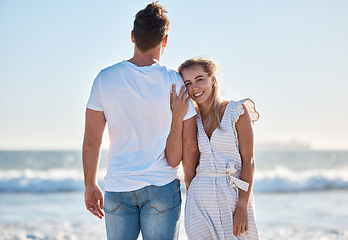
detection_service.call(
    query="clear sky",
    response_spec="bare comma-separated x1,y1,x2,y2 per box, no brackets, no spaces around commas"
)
1,0,347,150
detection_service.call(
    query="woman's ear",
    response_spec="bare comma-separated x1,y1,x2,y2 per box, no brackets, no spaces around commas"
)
211,77,218,89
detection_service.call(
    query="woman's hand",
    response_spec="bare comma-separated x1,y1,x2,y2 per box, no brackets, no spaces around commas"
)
170,84,189,121
233,204,248,236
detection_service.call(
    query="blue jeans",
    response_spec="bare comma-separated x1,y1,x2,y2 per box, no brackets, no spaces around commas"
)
104,179,181,240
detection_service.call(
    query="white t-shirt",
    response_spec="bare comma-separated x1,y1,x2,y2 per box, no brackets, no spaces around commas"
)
87,60,197,192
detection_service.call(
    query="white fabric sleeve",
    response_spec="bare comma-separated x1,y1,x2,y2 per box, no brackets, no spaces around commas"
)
231,98,259,147
234,98,259,124
174,74,197,121
86,72,103,111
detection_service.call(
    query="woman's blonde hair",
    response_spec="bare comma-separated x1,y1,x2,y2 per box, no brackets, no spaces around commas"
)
178,57,225,131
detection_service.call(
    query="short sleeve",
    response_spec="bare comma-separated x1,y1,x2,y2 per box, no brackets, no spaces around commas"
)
231,99,259,147
233,98,259,124
174,73,197,121
86,72,103,111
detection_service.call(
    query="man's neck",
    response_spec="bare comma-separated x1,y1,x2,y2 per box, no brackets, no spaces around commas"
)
128,46,162,67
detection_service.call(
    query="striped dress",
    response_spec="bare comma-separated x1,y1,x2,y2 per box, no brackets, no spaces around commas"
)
185,99,260,240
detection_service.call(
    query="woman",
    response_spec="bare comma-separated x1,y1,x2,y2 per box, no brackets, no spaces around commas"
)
170,57,260,239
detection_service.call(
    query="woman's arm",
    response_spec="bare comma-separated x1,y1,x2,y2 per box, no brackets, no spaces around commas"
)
233,104,255,236
165,84,190,167
182,116,199,191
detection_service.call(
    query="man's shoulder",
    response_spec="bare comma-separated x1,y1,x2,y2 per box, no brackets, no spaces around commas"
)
100,61,126,74
160,64,177,73
159,64,182,80
96,61,129,82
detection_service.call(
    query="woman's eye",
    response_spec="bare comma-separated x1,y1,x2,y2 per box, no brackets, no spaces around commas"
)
185,83,191,87
197,78,203,81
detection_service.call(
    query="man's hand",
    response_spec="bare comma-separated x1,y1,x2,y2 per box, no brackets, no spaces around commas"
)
84,185,104,219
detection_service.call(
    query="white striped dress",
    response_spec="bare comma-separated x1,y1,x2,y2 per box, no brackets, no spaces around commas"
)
185,99,260,240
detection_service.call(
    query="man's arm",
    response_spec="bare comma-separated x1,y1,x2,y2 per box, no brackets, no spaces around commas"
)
182,116,199,192
82,108,106,219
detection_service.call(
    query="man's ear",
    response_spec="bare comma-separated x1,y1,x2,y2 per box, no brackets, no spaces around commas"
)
131,30,135,43
162,35,168,47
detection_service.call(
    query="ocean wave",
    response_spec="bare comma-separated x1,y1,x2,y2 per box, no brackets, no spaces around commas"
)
253,167,348,193
0,169,105,193
1,168,348,193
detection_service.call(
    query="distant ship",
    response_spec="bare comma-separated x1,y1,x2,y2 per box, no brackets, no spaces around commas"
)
256,141,311,151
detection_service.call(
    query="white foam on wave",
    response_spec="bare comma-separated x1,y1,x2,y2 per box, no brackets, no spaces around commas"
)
258,224,348,240
1,167,348,193
254,167,348,193
0,169,106,193
0,221,106,240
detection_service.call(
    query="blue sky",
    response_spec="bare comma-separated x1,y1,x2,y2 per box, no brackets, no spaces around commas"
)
1,0,347,150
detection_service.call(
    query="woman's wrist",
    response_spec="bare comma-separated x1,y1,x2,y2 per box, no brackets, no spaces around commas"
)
237,200,248,209
172,113,185,122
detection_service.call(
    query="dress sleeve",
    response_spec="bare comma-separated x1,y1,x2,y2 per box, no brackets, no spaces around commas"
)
231,98,259,147
234,98,259,124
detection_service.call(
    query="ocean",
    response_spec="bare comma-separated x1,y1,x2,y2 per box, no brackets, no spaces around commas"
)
0,150,348,240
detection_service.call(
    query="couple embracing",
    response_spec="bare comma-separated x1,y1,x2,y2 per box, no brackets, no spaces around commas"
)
82,2,259,240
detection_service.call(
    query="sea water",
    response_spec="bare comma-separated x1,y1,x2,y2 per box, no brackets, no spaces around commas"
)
0,150,348,240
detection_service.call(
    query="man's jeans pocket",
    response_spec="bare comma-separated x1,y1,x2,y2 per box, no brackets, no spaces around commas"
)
147,179,181,213
104,192,123,214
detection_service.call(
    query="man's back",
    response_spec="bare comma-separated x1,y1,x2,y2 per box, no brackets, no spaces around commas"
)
82,3,199,239
87,60,196,192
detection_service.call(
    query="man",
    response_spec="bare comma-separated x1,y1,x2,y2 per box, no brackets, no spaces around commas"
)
82,2,198,239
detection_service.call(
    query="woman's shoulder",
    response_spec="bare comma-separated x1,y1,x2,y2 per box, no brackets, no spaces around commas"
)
221,100,230,111
232,98,259,123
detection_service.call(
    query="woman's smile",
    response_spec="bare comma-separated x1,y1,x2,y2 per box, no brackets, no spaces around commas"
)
193,91,204,98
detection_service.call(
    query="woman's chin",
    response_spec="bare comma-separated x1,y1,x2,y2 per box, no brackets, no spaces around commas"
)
194,97,206,105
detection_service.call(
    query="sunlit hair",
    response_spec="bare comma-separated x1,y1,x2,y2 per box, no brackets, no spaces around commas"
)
178,57,225,131
133,2,170,52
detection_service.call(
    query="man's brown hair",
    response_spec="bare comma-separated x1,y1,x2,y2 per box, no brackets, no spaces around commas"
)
133,2,170,52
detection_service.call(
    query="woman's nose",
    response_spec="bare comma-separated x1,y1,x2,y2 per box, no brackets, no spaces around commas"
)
191,82,199,90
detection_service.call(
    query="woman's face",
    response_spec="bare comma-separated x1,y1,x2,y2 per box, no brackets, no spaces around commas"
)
181,65,215,105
